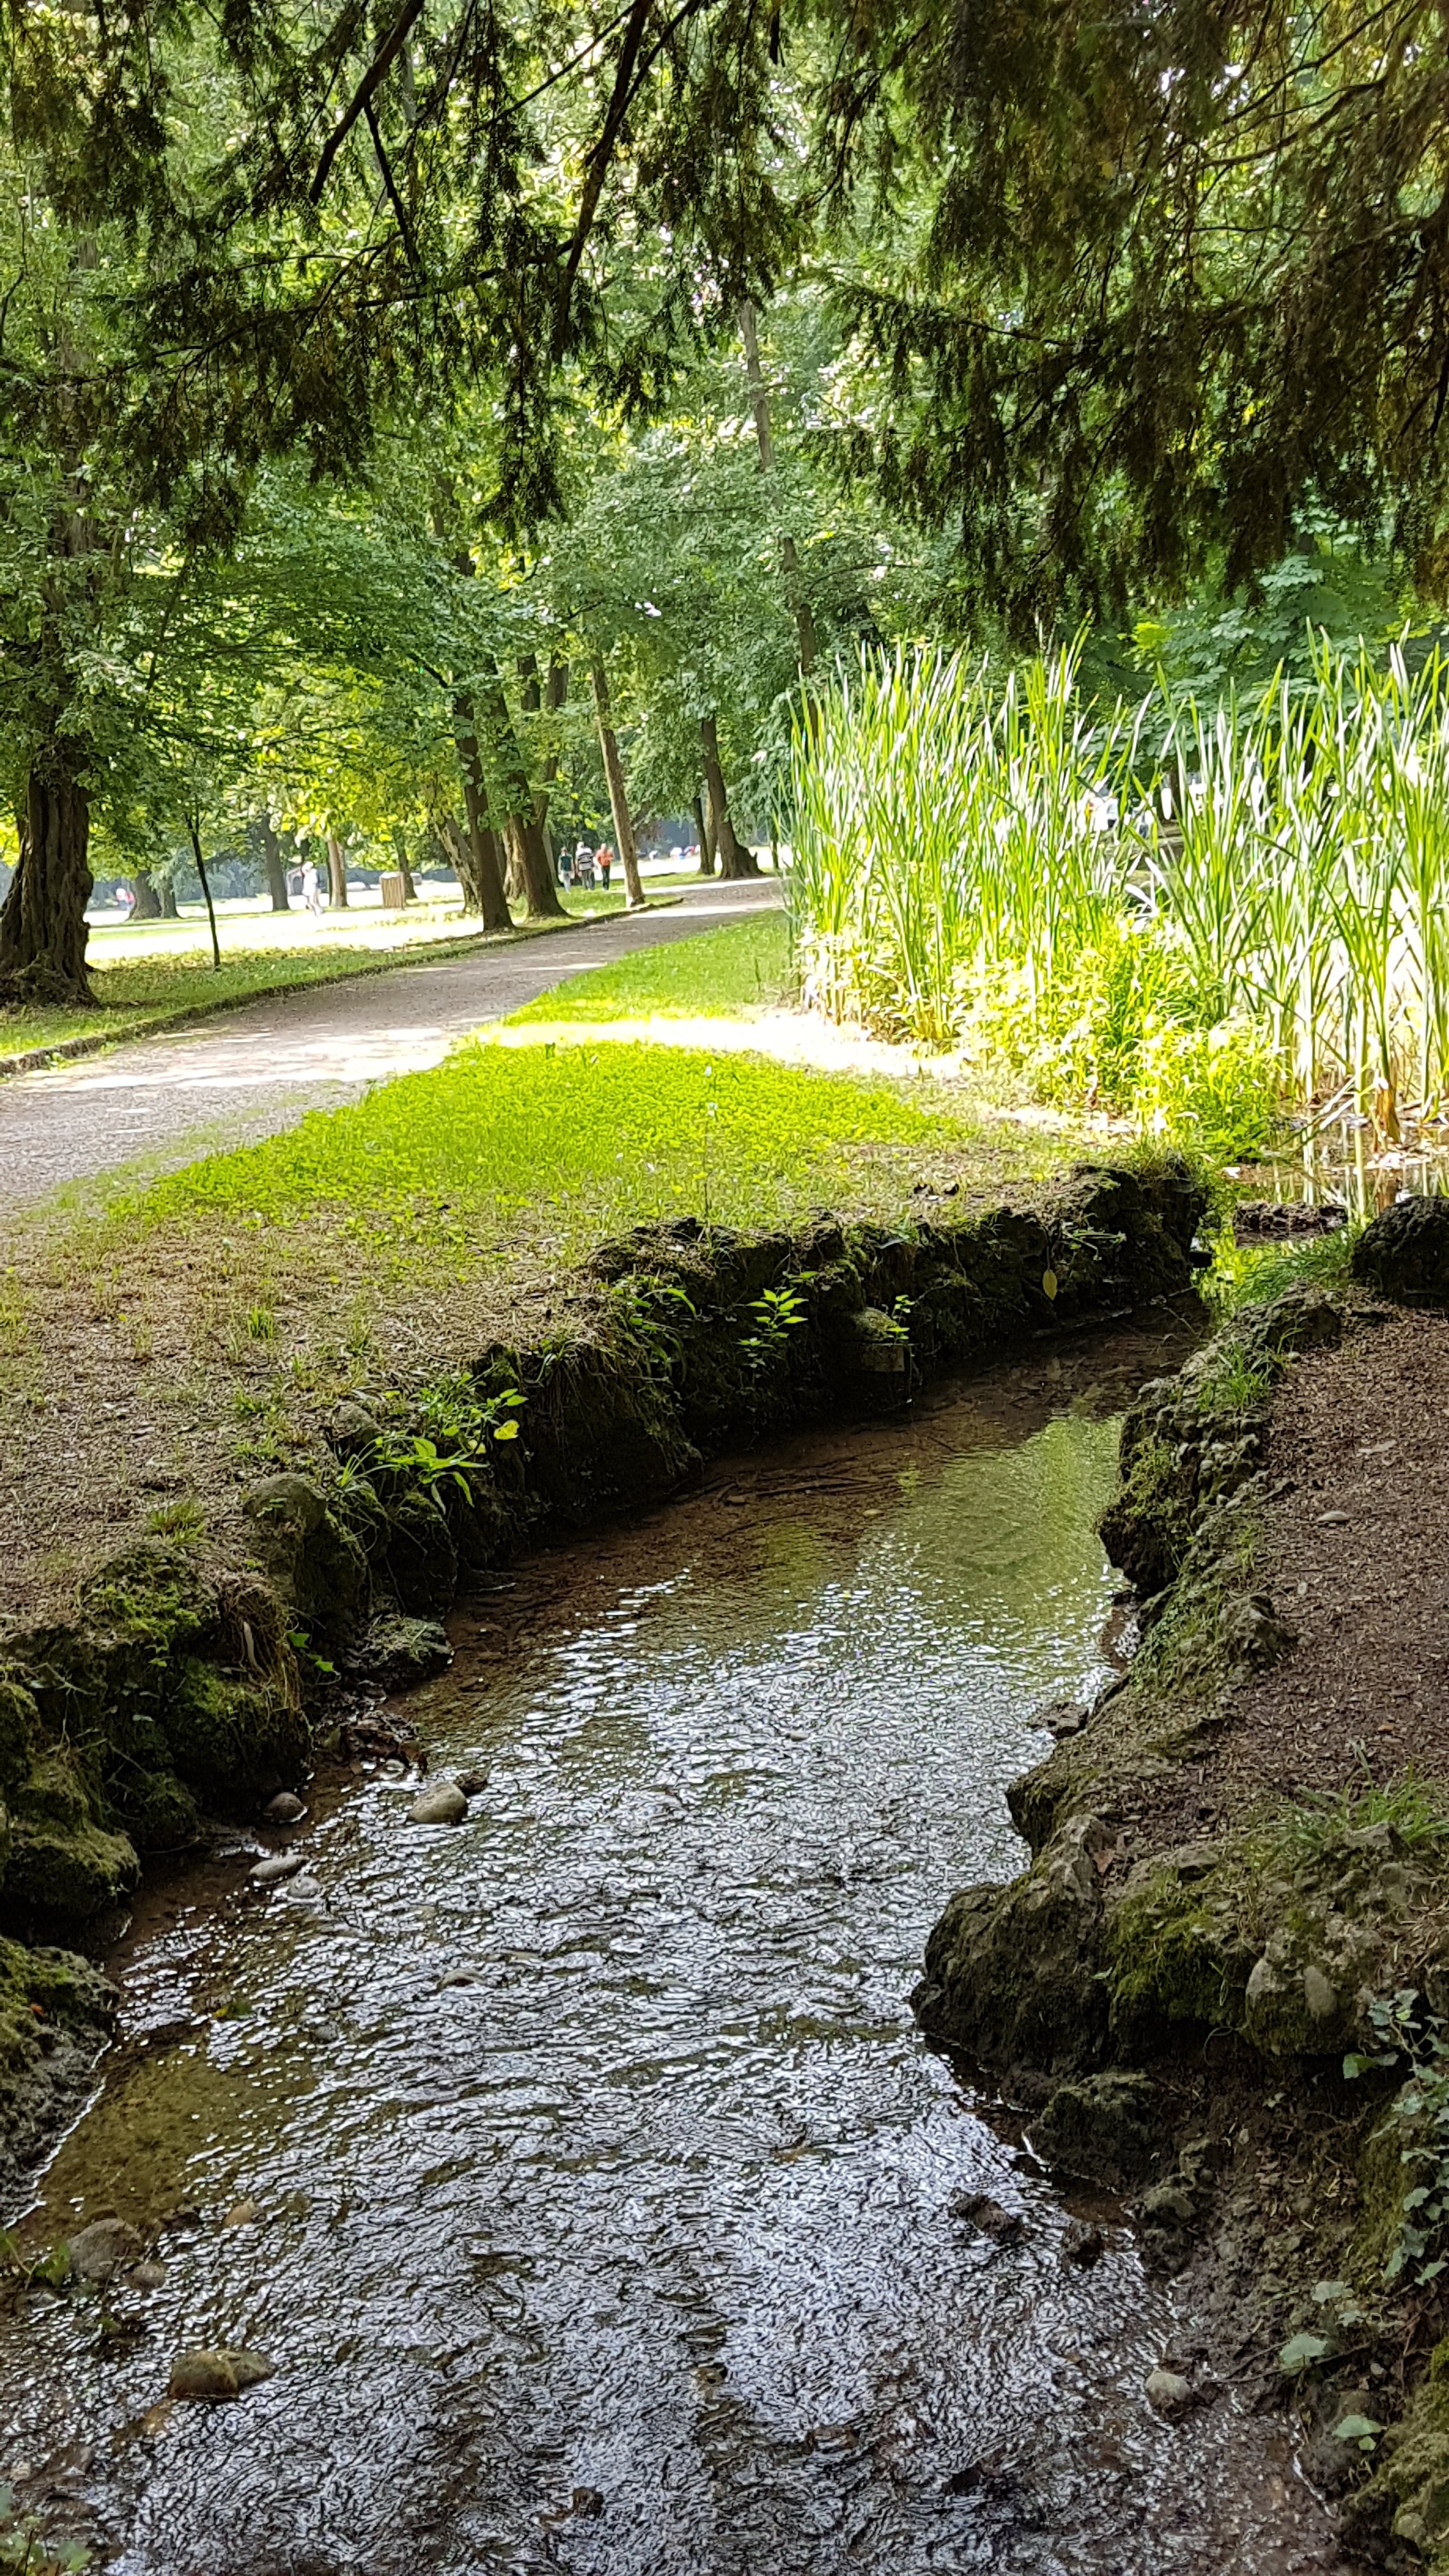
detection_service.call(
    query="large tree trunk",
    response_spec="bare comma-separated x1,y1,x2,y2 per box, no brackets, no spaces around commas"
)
326,835,349,909
739,298,819,679
0,763,93,1004
452,695,512,930
480,667,565,922
259,815,291,912
132,870,164,920
590,654,646,910
693,793,716,875
700,716,758,878
502,823,528,905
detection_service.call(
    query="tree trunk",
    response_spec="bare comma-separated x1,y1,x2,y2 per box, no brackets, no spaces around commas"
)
326,835,349,909
389,828,417,901
0,763,94,1004
259,815,291,911
701,716,758,877
739,298,818,678
590,654,646,909
502,823,528,905
187,816,223,970
693,795,716,875
479,665,565,921
159,877,179,919
452,696,512,930
132,871,163,920
519,653,569,884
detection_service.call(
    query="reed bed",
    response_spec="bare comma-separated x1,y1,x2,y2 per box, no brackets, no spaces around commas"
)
788,641,1449,1151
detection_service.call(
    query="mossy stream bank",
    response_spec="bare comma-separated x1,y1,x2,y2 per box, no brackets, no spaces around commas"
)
0,1158,1207,2207
914,1197,1449,2573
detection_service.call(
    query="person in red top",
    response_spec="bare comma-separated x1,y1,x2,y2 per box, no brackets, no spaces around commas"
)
598,844,614,890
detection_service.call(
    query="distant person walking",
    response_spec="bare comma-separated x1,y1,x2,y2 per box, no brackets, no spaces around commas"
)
301,857,323,916
598,844,613,891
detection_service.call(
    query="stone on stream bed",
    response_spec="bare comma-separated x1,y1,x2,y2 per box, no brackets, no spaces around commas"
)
249,1850,306,1886
410,1779,468,1826
1145,2368,1195,2419
68,2218,144,2283
262,1792,307,1825
168,2347,273,2402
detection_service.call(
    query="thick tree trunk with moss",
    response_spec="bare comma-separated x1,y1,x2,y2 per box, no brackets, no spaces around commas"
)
0,760,93,1005
590,654,646,909
701,716,758,878
259,815,291,912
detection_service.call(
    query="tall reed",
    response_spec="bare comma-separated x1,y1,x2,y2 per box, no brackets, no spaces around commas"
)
788,638,1449,1135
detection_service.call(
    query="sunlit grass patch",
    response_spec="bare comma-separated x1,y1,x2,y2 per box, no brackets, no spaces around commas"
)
506,910,791,1026
133,1041,986,1251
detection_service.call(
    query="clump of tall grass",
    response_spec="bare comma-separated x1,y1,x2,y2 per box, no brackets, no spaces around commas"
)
788,636,1449,1152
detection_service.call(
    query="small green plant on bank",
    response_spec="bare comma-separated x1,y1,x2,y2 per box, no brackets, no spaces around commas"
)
1194,1337,1275,1415
1200,1220,1358,1322
739,1279,812,1367
608,1278,698,1381
1252,1774,1449,1871
144,1498,206,1540
0,2482,91,2573
286,1626,336,1680
347,1374,527,1502
1346,1990,1449,2287
246,1305,276,1342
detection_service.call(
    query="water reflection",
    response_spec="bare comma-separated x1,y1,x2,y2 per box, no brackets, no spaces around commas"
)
0,1328,1356,2574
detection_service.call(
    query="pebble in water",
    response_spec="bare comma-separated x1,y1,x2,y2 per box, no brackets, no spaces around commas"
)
262,1793,307,1825
1145,2368,1195,2418
168,2349,273,2402
68,2220,144,2283
410,1779,468,1825
249,1851,306,1887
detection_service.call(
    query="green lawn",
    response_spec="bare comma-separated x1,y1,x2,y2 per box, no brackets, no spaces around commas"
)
137,1038,978,1251
507,908,792,1023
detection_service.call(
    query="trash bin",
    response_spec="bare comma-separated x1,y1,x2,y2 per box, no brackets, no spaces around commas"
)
380,871,408,911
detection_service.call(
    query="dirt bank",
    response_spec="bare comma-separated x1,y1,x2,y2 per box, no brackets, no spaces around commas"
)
0,1158,1207,2204
915,1195,1449,2572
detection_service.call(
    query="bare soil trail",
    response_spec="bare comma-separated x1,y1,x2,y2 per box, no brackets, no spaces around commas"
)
0,881,780,1206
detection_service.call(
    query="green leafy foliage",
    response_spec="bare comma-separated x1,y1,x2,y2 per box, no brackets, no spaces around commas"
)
1345,1990,1449,2287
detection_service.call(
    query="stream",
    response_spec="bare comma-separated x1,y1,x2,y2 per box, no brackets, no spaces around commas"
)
0,1324,1358,2575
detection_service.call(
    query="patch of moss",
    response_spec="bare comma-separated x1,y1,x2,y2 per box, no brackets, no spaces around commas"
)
1108,1865,1245,2034
1364,2354,1449,2566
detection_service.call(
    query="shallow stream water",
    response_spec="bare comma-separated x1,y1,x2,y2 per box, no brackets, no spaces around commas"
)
1,1326,1358,2575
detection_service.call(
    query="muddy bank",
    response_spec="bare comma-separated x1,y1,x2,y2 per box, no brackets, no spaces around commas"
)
0,1160,1206,2191
914,1197,1449,2571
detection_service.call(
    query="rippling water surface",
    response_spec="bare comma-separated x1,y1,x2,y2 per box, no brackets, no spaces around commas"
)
0,1328,1357,2575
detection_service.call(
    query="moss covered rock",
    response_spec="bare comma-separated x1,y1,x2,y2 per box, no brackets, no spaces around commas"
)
0,1933,116,2205
1351,1194,1449,1309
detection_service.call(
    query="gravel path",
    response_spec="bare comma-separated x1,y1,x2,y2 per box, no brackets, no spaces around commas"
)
0,881,779,1206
